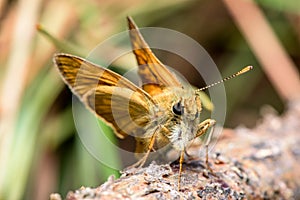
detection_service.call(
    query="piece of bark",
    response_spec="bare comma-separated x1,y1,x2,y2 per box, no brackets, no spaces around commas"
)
51,100,300,200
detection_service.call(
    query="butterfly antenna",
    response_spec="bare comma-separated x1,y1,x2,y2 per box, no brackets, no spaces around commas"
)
196,66,253,92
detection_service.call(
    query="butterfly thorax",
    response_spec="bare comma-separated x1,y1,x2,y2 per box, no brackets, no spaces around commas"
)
149,87,203,151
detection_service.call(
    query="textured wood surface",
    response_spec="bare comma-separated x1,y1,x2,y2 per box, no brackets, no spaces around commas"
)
51,100,300,200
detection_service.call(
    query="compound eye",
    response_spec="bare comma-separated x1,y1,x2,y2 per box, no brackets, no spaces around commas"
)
172,101,182,115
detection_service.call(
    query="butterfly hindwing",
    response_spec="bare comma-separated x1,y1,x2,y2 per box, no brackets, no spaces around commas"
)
84,86,152,138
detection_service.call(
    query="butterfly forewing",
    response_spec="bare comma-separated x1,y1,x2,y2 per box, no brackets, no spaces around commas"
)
127,16,182,96
54,54,146,96
53,53,155,138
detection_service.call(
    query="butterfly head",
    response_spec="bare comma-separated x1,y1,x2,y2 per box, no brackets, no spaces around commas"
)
171,94,202,122
164,90,203,150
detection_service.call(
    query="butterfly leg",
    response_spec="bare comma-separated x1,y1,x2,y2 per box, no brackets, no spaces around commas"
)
205,126,216,175
178,150,185,191
196,119,216,174
196,119,215,138
131,126,159,168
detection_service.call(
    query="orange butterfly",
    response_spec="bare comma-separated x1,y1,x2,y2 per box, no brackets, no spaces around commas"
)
53,16,252,190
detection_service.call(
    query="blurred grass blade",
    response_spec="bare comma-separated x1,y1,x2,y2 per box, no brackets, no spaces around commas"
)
257,0,300,13
36,24,86,56
73,99,121,180
41,107,75,150
2,66,63,200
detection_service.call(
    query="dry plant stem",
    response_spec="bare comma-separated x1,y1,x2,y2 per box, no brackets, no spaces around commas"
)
0,5,16,62
57,100,300,200
0,0,5,17
222,0,300,102
33,151,58,200
0,0,43,192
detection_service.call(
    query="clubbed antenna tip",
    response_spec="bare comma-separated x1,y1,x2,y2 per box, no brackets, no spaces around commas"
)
196,66,253,92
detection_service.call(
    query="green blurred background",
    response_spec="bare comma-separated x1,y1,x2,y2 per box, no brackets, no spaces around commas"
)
0,0,299,199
